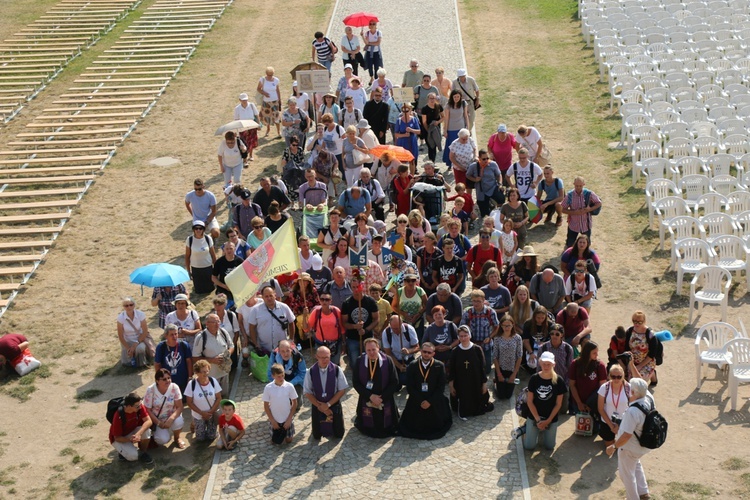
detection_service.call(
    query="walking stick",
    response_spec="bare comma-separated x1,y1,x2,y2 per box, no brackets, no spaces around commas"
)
300,282,312,352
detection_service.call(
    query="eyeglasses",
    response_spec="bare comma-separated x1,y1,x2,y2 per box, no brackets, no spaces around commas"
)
501,323,513,328
610,375,623,379
124,303,135,307
633,320,644,325
320,297,331,301
436,71,443,74
480,234,490,239
253,225,263,229
398,220,407,224
194,186,204,190
421,350,434,355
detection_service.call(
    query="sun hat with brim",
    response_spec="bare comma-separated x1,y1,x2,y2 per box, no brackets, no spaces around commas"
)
519,245,537,257
457,68,467,77
192,220,206,229
539,351,556,364
239,93,248,101
172,293,190,305
220,399,236,409
497,124,507,133
357,119,371,130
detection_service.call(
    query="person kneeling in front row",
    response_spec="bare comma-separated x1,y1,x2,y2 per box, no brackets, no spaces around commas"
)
109,392,154,464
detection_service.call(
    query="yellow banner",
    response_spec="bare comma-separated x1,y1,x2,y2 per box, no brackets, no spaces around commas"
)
226,219,301,304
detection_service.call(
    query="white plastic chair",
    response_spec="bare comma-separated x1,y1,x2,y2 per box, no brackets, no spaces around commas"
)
671,157,708,184
709,106,738,124
676,238,715,293
689,266,732,323
690,122,720,140
678,174,711,210
706,153,735,178
668,217,707,269
695,193,729,217
727,191,750,215
656,196,692,249
622,113,651,149
661,122,692,146
705,97,731,111
646,179,680,225
700,212,738,244
711,175,745,196
632,140,662,187
694,136,722,157
725,338,750,410
717,119,748,138
735,210,750,247
630,125,662,156
722,134,750,161
695,321,740,389
711,235,750,290
665,138,695,168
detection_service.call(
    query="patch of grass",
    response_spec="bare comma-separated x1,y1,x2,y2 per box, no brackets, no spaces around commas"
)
740,472,750,488
0,469,15,486
71,455,83,465
77,418,98,429
62,369,77,375
511,65,556,88
3,384,36,402
76,389,103,401
72,436,92,445
19,462,29,469
60,448,76,457
722,457,749,471
51,464,64,472
0,431,6,437
662,482,713,500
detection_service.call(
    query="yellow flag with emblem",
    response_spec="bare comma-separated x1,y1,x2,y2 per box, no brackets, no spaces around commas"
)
226,219,301,304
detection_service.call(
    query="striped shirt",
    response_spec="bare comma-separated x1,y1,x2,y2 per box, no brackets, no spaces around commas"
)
312,37,333,61
561,188,601,233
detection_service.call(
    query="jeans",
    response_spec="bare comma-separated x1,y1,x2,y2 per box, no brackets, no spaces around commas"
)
566,228,591,249
320,59,332,73
365,51,382,79
523,419,558,450
481,343,493,374
222,163,243,184
346,338,362,371
477,188,506,217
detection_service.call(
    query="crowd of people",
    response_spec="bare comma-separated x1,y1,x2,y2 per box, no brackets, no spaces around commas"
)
99,21,666,500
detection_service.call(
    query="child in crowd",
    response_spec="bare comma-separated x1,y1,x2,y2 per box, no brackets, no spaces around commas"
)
447,183,477,227
369,283,393,337
263,364,298,444
500,218,518,265
218,399,245,450
607,326,628,371
483,216,503,249
435,213,451,239
450,196,471,235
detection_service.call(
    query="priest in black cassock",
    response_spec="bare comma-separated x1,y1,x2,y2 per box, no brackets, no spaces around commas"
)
399,342,453,439
353,337,400,438
449,325,493,418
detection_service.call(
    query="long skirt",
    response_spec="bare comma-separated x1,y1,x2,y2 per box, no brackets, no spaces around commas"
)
261,101,281,125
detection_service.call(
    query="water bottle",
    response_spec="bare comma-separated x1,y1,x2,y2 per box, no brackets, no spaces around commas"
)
511,425,526,439
514,378,520,385
296,343,303,352
130,357,137,367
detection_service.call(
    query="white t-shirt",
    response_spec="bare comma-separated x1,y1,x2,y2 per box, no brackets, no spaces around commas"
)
143,382,182,422
564,273,598,298
165,309,200,334
517,127,542,159
597,382,630,421
234,102,258,120
218,140,243,168
344,88,368,112
364,29,382,53
509,161,543,200
117,310,147,343
299,249,319,272
259,76,280,103
262,380,298,423
340,34,360,60
237,302,256,337
322,125,345,155
185,235,213,268
247,301,295,353
216,310,240,334
184,377,221,419
294,92,310,112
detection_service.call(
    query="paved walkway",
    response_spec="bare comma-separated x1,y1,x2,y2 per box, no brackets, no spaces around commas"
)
205,0,530,497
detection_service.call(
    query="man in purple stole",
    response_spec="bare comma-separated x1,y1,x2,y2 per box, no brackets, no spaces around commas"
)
304,346,348,439
353,338,400,438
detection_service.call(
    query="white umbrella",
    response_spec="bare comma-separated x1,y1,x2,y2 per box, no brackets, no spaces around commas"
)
214,119,260,136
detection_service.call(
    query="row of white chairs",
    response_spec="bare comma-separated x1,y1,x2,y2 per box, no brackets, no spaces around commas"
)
654,200,750,250
647,181,750,222
694,321,750,410
674,237,749,294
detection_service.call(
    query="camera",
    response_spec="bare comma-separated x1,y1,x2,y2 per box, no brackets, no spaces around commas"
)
611,413,622,426
616,352,632,363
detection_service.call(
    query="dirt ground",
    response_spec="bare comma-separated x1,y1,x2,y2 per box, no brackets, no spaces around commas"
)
0,0,749,499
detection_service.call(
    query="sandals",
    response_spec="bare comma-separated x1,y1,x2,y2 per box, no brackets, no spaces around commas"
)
176,440,187,449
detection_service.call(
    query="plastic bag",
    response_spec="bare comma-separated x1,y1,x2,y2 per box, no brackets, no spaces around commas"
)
250,350,269,383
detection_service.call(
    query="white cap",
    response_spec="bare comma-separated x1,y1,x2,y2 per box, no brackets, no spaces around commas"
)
344,63,353,70
539,351,556,364
457,68,467,77
292,81,298,87
311,254,323,271
239,92,248,101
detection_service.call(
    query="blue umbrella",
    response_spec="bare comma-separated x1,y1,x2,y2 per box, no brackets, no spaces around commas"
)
130,263,190,288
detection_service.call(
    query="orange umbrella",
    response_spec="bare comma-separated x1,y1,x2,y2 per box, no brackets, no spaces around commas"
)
369,144,414,162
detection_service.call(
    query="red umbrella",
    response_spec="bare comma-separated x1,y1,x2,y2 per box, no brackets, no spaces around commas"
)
369,144,414,162
343,12,379,28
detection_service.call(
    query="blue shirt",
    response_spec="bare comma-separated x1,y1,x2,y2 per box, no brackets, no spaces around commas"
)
184,190,217,222
154,340,192,392
338,188,371,217
466,160,503,200
537,177,564,202
267,350,307,387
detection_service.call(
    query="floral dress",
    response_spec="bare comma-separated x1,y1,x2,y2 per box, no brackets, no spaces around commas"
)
628,329,656,379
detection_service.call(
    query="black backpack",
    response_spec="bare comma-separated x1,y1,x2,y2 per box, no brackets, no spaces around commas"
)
106,397,127,432
237,136,248,159
633,396,668,449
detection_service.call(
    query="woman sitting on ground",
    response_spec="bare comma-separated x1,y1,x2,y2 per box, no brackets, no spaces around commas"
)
144,368,185,449
508,285,539,336
597,363,630,449
117,297,155,367
569,341,607,418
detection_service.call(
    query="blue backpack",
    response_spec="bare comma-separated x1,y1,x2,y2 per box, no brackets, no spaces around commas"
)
566,188,601,216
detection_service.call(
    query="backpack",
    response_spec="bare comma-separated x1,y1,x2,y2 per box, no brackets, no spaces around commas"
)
106,397,127,432
566,188,602,216
633,396,668,449
188,234,214,249
190,376,220,395
196,327,231,357
310,306,341,340
515,387,531,418
297,110,309,133
237,136,248,159
470,245,500,264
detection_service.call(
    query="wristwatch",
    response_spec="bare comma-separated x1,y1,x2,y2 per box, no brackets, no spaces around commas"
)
326,402,331,408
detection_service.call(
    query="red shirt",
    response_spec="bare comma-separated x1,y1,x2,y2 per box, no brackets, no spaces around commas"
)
109,405,149,444
0,333,27,362
570,358,607,402
556,307,589,341
466,244,503,276
219,413,245,431
447,192,474,215
488,133,518,172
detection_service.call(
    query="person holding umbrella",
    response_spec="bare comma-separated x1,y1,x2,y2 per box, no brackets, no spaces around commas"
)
233,93,258,162
360,19,382,86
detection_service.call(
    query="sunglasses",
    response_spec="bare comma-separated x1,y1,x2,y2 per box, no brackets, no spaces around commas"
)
610,375,623,379
633,320,644,325
320,297,331,301
253,225,264,229
550,332,563,336
124,303,135,307
405,279,417,283
398,220,407,224
194,227,205,231
480,234,490,239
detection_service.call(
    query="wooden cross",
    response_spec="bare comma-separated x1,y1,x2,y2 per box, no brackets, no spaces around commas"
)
464,360,470,369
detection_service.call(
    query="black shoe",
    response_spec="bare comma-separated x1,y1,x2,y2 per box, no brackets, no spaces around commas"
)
118,453,126,462
138,452,154,465
241,359,249,368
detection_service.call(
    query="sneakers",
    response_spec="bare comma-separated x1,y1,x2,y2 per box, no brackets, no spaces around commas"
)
138,452,154,465
511,425,526,440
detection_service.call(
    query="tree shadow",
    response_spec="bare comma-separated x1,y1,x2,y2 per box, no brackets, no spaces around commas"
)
75,368,146,403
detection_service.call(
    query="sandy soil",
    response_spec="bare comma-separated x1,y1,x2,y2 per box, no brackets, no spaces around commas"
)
1,0,749,499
